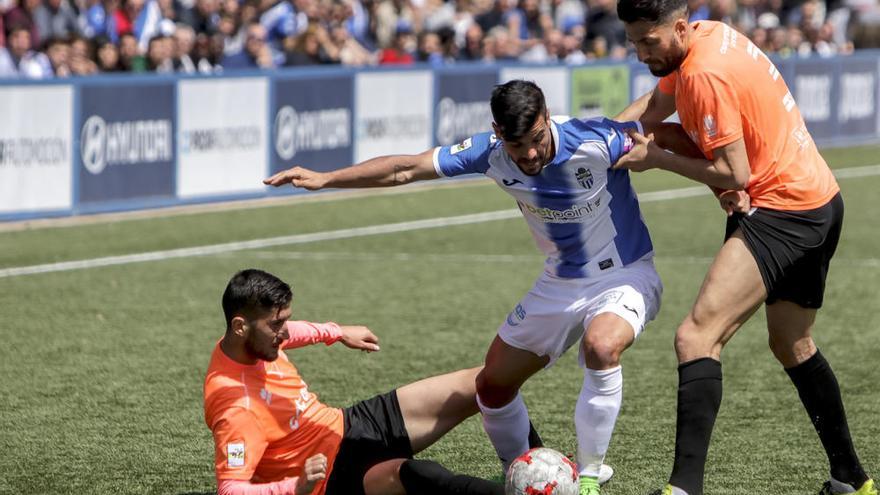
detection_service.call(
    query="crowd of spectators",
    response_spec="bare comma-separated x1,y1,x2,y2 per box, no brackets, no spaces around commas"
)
1,0,879,78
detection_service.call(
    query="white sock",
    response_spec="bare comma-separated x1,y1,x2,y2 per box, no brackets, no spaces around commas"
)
575,366,623,478
477,392,531,472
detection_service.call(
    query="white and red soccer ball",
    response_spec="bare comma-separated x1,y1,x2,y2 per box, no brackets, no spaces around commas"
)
504,447,579,495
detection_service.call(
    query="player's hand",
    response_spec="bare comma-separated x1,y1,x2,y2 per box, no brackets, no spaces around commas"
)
718,189,751,216
294,454,328,495
613,129,657,173
339,325,380,352
263,166,328,191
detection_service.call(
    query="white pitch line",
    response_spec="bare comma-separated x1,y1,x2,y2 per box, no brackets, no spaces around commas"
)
230,251,880,268
2,164,878,279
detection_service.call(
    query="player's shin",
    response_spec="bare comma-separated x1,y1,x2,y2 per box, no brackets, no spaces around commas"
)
575,366,623,478
668,358,723,495
399,459,504,495
785,349,869,489
477,392,531,473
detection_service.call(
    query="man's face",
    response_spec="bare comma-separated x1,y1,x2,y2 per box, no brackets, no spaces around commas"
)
496,113,554,176
243,305,291,362
624,17,688,77
9,30,31,58
245,26,267,56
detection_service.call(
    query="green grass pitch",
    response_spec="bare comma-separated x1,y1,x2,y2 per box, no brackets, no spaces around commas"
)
1,145,877,494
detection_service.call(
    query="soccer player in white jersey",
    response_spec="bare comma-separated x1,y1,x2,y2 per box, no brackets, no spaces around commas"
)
265,80,700,495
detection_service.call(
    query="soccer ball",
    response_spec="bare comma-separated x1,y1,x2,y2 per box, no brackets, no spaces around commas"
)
505,447,579,495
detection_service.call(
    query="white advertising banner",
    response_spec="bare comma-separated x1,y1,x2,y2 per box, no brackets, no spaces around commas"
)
355,71,432,162
499,67,569,117
177,78,268,198
0,86,72,214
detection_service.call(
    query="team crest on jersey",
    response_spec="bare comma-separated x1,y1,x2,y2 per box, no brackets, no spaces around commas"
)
227,443,245,467
575,167,594,189
703,115,717,139
450,138,473,154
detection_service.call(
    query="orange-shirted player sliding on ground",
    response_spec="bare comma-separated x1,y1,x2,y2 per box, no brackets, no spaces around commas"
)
611,2,875,494
204,268,509,495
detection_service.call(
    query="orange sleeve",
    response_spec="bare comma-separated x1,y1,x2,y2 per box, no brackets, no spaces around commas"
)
282,321,342,349
212,407,269,481
681,70,743,153
657,75,676,95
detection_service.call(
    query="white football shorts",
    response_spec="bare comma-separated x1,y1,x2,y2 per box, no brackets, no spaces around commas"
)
498,257,662,367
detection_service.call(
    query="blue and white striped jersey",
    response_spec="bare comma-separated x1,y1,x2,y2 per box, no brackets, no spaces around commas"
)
433,116,653,279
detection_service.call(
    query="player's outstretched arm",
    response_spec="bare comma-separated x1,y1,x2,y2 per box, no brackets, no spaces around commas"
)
641,121,703,159
338,325,380,352
264,149,440,190
615,86,676,123
614,131,751,191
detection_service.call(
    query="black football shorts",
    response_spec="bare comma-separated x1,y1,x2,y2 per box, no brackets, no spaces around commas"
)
324,390,413,495
724,192,843,309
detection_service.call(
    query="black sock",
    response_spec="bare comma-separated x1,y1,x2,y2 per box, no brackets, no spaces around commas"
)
669,358,723,495
399,459,505,495
528,420,543,449
785,350,868,488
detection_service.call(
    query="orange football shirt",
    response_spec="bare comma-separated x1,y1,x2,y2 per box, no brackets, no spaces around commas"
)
204,341,344,494
658,20,839,210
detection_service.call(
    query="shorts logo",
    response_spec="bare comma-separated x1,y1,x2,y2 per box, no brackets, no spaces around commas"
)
227,443,245,468
450,137,472,155
598,258,614,270
575,167,594,189
703,115,717,139
506,304,526,327
622,304,639,318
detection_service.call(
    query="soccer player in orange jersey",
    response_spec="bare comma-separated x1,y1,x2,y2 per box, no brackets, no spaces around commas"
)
205,269,506,495
611,2,875,494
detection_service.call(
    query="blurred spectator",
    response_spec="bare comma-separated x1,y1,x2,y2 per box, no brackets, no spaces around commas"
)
119,31,149,70
182,0,220,34
218,12,243,53
707,0,735,24
378,18,414,63
519,26,561,62
689,0,710,21
373,0,415,49
173,22,197,70
481,24,518,60
457,21,483,59
416,28,443,64
147,33,173,70
584,0,626,54
69,34,99,73
84,0,121,43
191,31,222,70
284,21,338,64
44,35,71,75
221,21,273,68
0,24,53,77
32,0,80,41
4,0,42,47
95,34,125,70
329,22,372,64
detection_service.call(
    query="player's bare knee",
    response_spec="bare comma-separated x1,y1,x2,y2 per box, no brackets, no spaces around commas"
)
582,333,623,369
475,370,518,408
674,321,715,360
